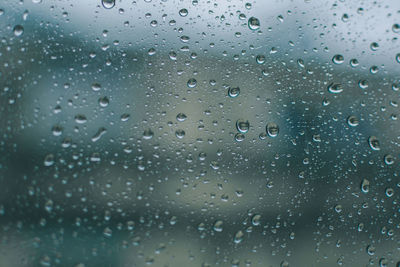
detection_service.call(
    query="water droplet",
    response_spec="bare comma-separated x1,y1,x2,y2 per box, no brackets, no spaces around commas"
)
91,83,101,91
103,227,113,237
187,78,197,88
13,25,24,37
280,261,289,267
327,83,343,94
332,54,344,64
251,214,261,226
385,187,394,197
350,58,359,67
228,87,240,98
102,0,115,9
213,220,223,232
366,245,375,255
360,179,370,193
32,0,42,3
370,42,379,51
347,116,359,127
44,200,53,213
334,204,342,213
396,53,400,63
358,80,368,89
266,123,279,137
175,129,185,139
235,133,245,142
91,127,107,142
248,17,260,31
256,55,265,64
236,119,249,133
44,154,55,167
52,125,63,136
393,23,400,33
74,114,87,124
120,113,130,121
143,128,154,140
368,136,380,151
379,258,388,267
384,154,394,165
176,113,187,122
234,230,244,244
179,8,188,17
98,96,109,107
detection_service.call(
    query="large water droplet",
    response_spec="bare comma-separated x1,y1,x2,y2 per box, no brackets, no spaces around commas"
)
102,0,115,9
360,179,369,193
368,136,380,151
179,8,188,17
266,123,279,137
248,17,260,30
332,54,344,64
228,87,240,98
187,78,197,88
347,115,359,127
13,25,24,37
236,119,249,133
213,220,223,232
327,83,343,94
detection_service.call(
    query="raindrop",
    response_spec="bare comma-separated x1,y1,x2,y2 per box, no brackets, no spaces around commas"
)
360,179,370,193
266,123,279,137
143,128,154,140
235,133,245,142
347,116,359,127
327,83,343,94
248,17,260,31
384,154,394,165
98,96,109,107
13,25,24,37
102,0,115,9
179,8,188,17
332,54,344,64
385,187,394,197
213,220,223,232
236,119,250,133
228,87,240,98
175,129,185,139
368,136,380,151
176,113,187,122
370,42,379,51
234,230,244,244
187,78,197,88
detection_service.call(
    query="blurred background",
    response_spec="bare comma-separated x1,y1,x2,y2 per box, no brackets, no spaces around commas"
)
0,0,400,266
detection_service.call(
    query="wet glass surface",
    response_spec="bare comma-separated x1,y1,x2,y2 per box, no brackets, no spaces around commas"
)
1,0,400,266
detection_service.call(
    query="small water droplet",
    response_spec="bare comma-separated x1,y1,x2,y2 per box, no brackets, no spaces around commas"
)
98,96,109,107
385,187,394,197
251,214,261,226
235,133,245,142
